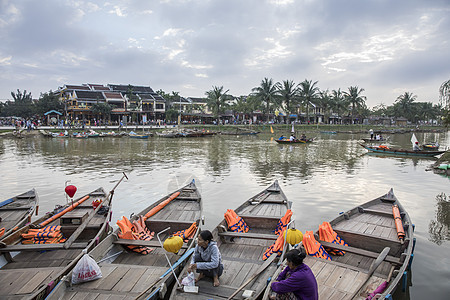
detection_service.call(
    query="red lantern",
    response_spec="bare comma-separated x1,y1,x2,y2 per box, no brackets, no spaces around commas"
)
65,185,77,198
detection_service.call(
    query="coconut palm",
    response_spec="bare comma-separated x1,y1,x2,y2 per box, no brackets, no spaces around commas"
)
344,86,366,124
278,80,299,119
205,86,230,124
318,90,332,124
251,77,281,122
330,89,347,122
394,92,416,119
297,79,320,123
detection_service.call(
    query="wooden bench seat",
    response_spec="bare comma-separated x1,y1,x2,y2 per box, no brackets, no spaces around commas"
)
319,240,401,265
333,228,405,256
218,231,278,240
0,242,88,252
113,238,189,249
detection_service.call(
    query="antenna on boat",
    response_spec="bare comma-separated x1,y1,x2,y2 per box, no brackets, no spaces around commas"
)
156,227,182,288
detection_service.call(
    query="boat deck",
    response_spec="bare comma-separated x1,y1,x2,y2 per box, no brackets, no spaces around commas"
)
306,201,407,299
60,264,168,299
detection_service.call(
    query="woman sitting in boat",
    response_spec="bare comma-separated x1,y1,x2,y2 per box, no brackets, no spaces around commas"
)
413,141,421,151
270,248,318,300
187,230,223,287
300,133,307,141
289,134,296,142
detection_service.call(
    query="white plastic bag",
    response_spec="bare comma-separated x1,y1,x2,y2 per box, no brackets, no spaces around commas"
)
72,249,102,284
181,271,195,286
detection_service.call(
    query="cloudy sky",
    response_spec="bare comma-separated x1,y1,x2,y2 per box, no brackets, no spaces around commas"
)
0,0,449,108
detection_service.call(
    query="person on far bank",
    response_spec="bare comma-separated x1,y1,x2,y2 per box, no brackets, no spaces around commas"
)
187,230,223,287
270,248,318,300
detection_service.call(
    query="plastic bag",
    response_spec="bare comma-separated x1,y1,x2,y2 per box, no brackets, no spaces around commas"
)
181,271,195,286
72,249,102,284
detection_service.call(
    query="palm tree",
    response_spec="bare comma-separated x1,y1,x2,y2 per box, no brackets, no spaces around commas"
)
318,90,332,124
205,86,230,124
251,77,281,122
278,80,299,121
297,79,320,123
344,86,366,124
394,92,416,120
330,89,346,123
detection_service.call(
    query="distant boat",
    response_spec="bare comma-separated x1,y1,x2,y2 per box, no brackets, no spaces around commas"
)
360,144,445,157
320,131,337,134
275,138,313,144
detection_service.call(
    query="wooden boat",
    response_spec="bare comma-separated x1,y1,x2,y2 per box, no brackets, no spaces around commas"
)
0,189,39,241
422,143,440,151
0,187,112,299
360,143,445,157
276,138,313,144
361,138,388,143
263,188,414,300
171,180,292,300
220,128,260,135
47,179,202,300
129,134,150,139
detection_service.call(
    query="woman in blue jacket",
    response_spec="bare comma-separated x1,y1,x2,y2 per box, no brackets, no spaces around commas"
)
270,248,318,300
187,230,223,286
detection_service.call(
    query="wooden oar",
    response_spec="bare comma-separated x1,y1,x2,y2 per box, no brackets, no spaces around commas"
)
64,172,128,249
249,193,271,213
350,247,390,299
227,252,278,300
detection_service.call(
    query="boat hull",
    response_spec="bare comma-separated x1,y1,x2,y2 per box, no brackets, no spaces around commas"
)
263,189,414,299
46,180,202,300
171,180,292,300
360,144,445,157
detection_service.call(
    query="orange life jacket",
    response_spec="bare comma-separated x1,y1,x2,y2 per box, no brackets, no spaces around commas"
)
21,225,64,244
262,232,285,260
224,209,249,233
117,215,154,254
378,145,389,149
173,222,198,242
303,231,332,261
0,228,5,238
318,221,347,255
274,209,292,235
392,205,405,241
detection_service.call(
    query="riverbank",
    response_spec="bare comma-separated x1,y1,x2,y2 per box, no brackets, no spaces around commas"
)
1,124,447,137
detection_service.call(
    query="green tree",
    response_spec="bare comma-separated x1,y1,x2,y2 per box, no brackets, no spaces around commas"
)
297,79,320,123
344,86,366,124
91,102,112,123
393,92,416,120
278,80,299,119
231,96,253,122
330,89,347,121
7,89,34,118
34,91,64,115
318,89,332,124
205,86,230,124
251,77,281,122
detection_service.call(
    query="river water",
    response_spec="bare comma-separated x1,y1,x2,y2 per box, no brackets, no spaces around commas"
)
1,130,449,299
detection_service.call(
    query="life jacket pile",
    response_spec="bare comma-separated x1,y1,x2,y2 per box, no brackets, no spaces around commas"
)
262,210,294,260
274,209,293,235
173,222,198,242
318,221,348,255
262,232,285,260
21,225,66,244
116,215,155,254
302,231,332,261
224,209,249,233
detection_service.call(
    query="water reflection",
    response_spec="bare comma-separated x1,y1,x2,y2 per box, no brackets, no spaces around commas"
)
429,193,450,245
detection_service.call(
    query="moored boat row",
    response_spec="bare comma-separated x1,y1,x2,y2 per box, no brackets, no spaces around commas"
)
0,180,415,300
